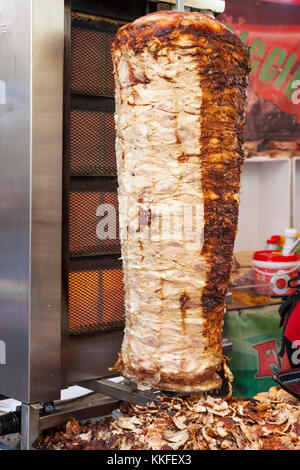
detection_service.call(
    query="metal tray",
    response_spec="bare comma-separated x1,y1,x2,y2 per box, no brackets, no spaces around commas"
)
273,368,300,400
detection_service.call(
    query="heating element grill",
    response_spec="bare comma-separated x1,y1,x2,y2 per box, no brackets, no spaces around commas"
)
68,257,125,335
65,12,126,335
69,178,120,256
71,13,121,97
70,97,116,176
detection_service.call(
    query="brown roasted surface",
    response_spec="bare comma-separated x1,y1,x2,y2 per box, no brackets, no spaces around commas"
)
37,387,300,450
112,10,249,56
112,11,250,392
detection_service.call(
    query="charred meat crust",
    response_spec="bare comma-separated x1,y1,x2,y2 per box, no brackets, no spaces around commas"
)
198,34,248,327
112,11,249,60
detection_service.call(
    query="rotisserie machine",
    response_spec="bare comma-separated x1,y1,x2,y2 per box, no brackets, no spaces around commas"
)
0,0,229,449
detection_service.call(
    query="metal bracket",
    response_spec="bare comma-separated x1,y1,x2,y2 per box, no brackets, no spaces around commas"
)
20,396,120,450
78,378,162,407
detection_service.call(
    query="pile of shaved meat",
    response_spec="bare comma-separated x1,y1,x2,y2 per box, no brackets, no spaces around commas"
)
37,387,300,450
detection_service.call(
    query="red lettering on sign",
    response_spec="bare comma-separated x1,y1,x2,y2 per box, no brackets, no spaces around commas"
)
253,340,280,377
281,351,291,370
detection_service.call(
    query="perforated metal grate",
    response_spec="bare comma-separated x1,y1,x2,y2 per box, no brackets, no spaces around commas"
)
69,178,120,257
66,12,126,336
68,257,125,335
70,97,116,176
71,13,122,97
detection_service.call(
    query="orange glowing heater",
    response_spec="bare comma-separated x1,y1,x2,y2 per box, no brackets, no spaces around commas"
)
65,12,127,335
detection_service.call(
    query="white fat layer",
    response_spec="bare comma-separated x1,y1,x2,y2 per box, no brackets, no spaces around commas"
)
113,44,223,383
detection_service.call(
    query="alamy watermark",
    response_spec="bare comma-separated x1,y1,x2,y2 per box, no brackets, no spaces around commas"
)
291,340,300,367
291,80,300,105
96,198,204,248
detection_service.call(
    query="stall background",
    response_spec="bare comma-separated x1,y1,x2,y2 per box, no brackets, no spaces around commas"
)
219,0,300,153
219,1,300,396
219,0,300,251
227,307,291,397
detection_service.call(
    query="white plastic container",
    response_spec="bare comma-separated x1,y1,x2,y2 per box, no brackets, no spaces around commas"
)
252,250,300,296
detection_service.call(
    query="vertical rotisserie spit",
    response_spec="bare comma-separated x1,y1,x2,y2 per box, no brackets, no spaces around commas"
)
111,11,250,392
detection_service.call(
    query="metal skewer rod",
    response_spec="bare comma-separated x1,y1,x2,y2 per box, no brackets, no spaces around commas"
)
176,0,185,11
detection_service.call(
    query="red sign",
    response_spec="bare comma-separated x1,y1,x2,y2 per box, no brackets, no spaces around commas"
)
253,339,290,377
261,1,300,5
219,1,300,144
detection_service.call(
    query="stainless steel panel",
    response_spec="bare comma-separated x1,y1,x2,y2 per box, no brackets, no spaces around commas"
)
61,0,72,392
30,0,64,403
0,0,32,403
20,403,40,450
68,330,124,384
0,0,64,403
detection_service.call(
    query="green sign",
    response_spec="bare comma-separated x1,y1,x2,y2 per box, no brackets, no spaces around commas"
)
226,306,289,397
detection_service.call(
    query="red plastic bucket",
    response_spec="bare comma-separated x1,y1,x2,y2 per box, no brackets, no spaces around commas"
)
252,250,300,296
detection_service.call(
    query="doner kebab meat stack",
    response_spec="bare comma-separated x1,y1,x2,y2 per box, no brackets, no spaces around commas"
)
111,11,250,392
